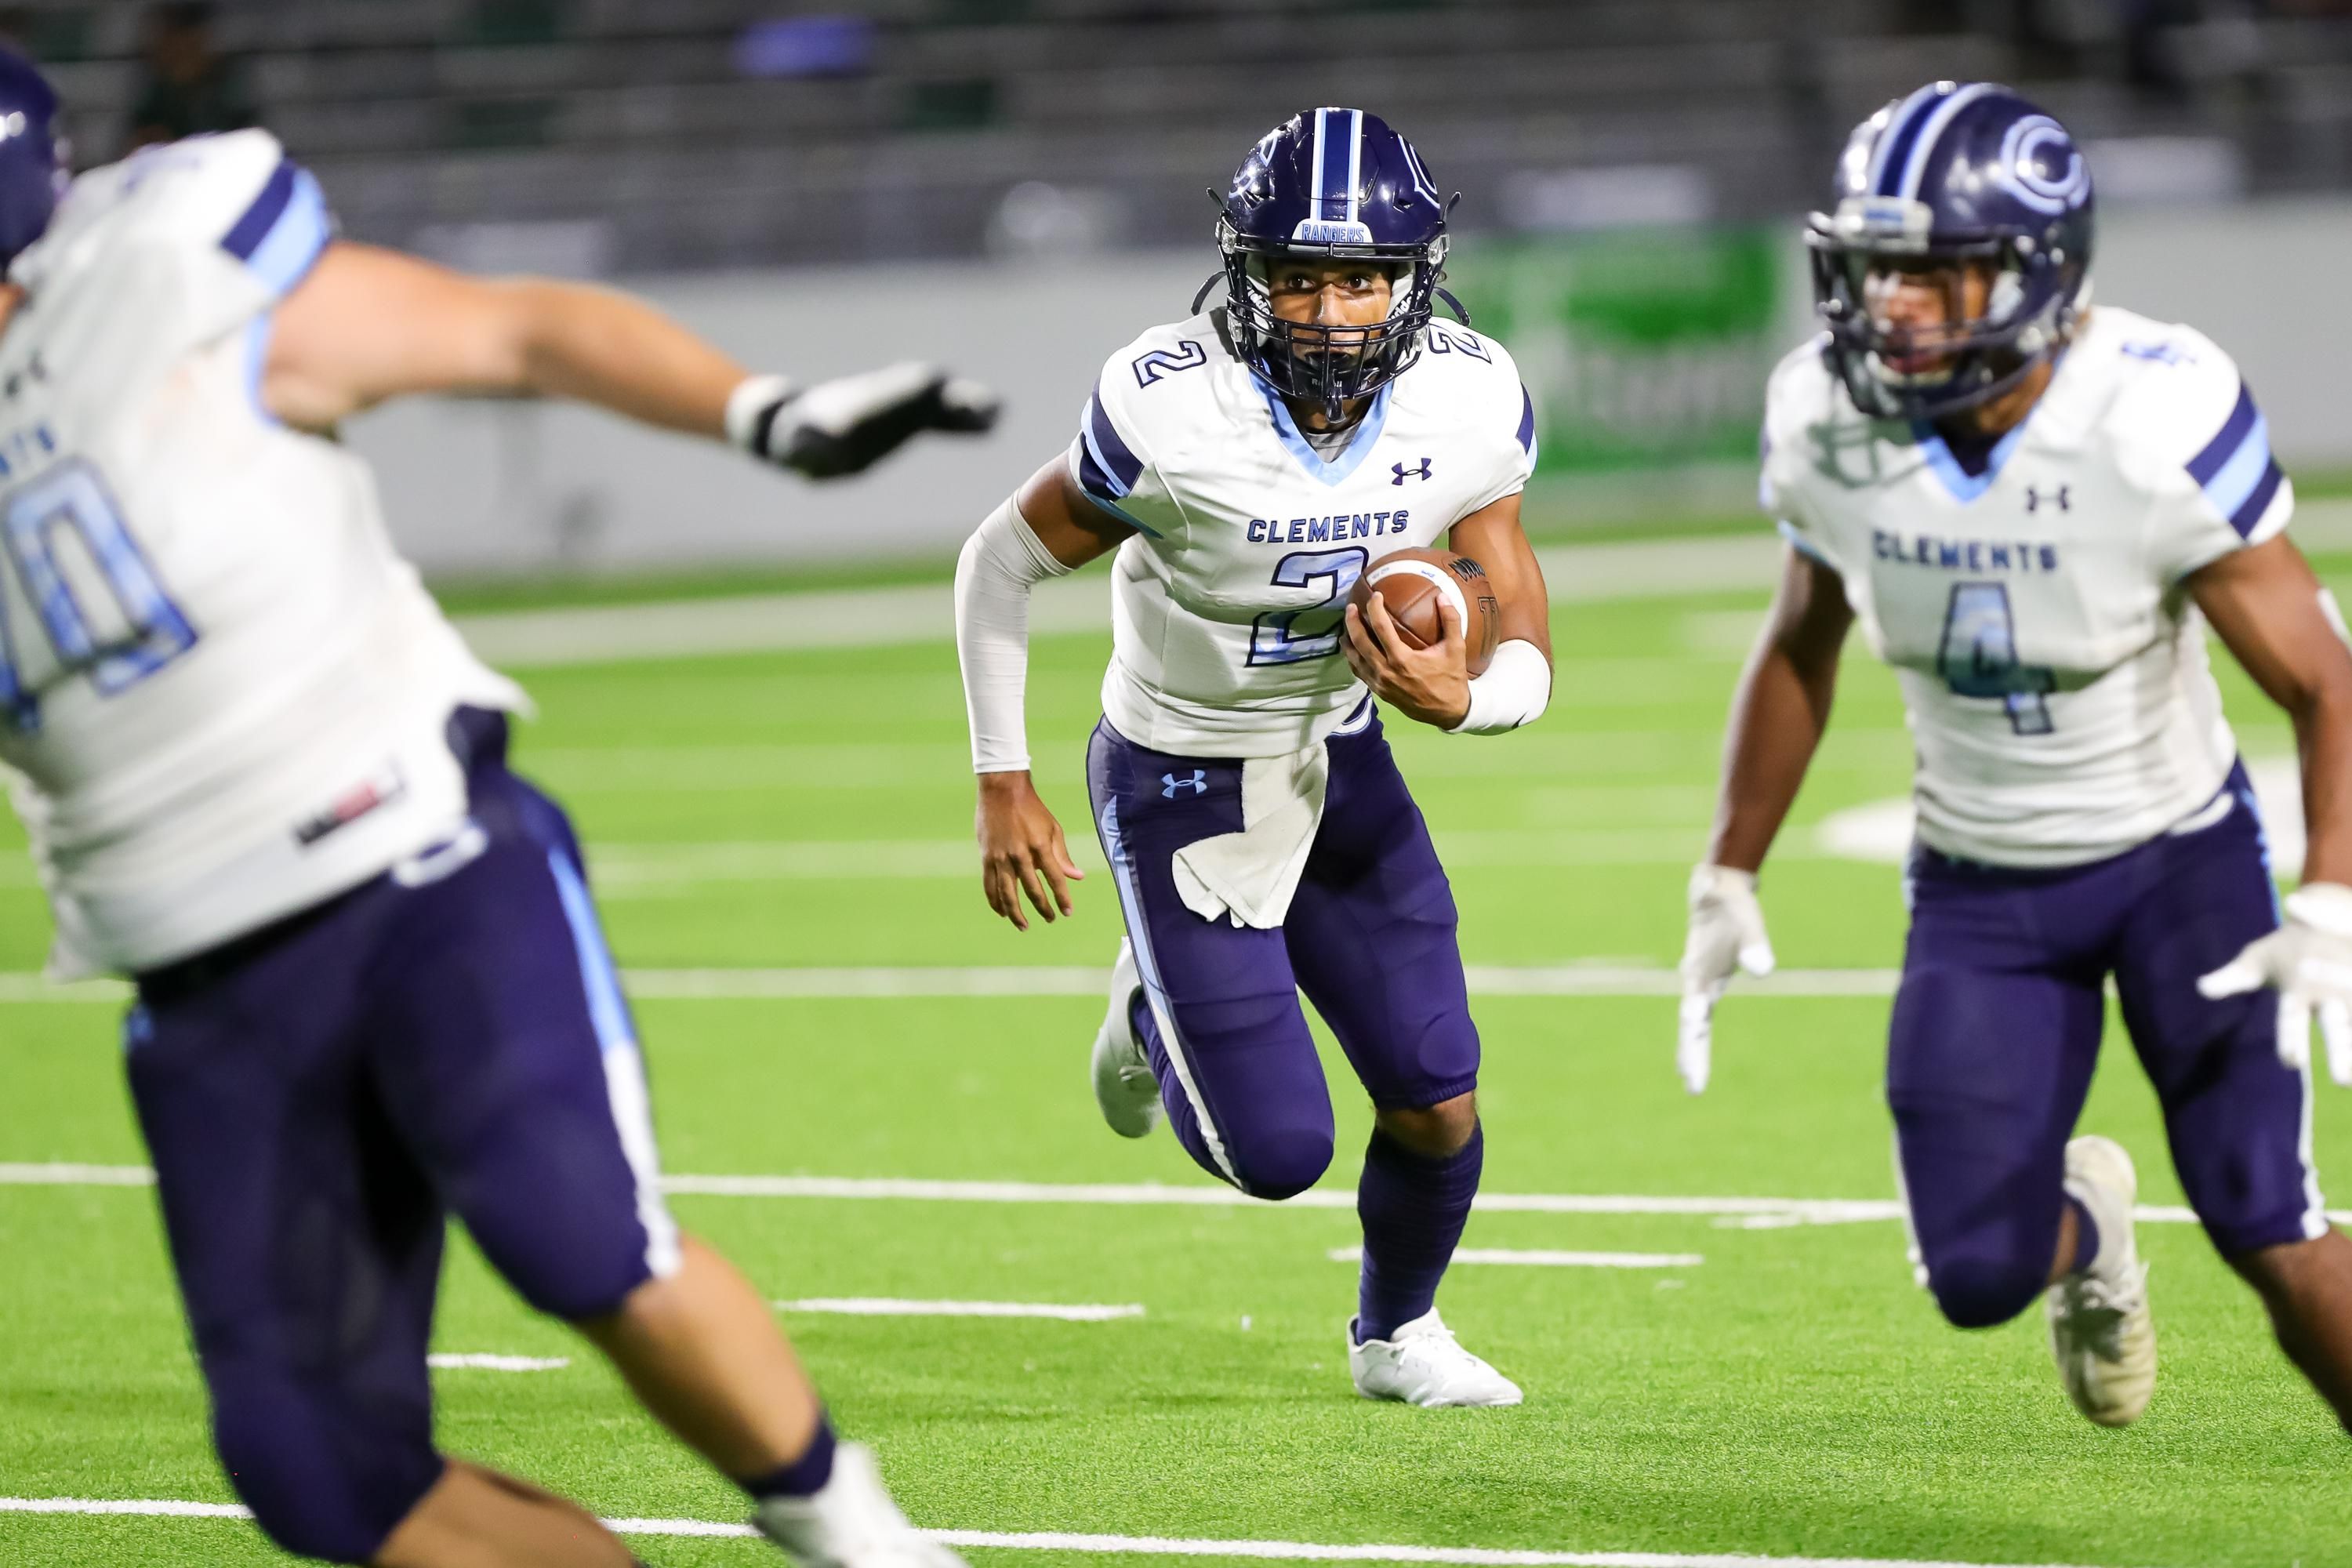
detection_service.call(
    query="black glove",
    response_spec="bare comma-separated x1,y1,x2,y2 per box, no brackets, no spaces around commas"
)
728,364,1001,480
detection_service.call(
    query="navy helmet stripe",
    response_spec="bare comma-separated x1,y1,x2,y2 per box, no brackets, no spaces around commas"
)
221,161,296,260
1085,382,1144,491
1895,82,1998,198
1515,385,1537,453
1868,84,1946,196
2229,459,2285,538
2189,382,2260,485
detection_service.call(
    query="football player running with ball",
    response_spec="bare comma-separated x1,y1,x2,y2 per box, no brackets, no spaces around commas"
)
1684,82,2352,1431
955,109,1552,1407
0,60,993,1568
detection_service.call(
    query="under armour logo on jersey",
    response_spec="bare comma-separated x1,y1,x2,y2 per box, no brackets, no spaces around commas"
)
2026,485,2071,514
1161,770,1207,798
1392,459,1433,485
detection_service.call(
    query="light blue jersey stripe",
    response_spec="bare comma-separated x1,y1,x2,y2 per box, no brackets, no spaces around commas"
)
243,168,332,298
2201,410,2274,521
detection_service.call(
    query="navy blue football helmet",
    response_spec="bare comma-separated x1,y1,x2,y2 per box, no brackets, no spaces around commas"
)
0,52,65,269
1808,82,2094,421
1211,107,1456,423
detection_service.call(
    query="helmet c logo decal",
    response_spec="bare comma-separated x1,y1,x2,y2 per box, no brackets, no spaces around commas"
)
1997,115,2089,216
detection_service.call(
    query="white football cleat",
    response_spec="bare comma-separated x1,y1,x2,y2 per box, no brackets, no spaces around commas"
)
1091,938,1162,1138
1348,1309,1523,1408
752,1442,966,1568
2045,1134,2157,1428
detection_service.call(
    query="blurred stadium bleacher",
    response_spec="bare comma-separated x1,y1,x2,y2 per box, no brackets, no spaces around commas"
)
16,0,2352,274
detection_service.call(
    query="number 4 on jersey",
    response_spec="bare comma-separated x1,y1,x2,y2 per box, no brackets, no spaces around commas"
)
1937,581,2054,735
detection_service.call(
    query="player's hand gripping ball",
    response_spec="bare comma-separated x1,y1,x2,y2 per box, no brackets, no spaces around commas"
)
1348,550,1501,676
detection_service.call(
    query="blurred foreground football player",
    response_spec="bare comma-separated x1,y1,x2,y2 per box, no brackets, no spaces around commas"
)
1685,82,2352,1432
954,109,1552,1406
0,60,991,1568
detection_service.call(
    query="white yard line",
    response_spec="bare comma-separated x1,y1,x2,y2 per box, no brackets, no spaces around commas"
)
581,832,1779,896
0,964,1900,1004
0,1497,2125,1566
0,975,132,1002
446,537,1790,670
0,1162,2228,1229
0,829,1780,906
1330,1247,1703,1269
426,1354,570,1372
512,731,1918,789
0,1163,153,1185
774,1298,1144,1321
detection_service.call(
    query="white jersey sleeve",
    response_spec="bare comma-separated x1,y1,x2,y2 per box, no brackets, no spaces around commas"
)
1759,336,1841,572
1449,331,1539,517
1067,345,1184,541
2111,326,2294,583
12,130,331,393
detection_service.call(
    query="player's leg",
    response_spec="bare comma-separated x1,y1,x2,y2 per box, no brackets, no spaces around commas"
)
2111,782,2352,1428
1282,713,1512,1407
376,1463,640,1567
370,716,954,1563
1887,854,2113,1335
1085,720,1338,1200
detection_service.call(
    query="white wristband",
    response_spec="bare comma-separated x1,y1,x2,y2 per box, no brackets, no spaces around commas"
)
724,373,798,458
1446,638,1551,735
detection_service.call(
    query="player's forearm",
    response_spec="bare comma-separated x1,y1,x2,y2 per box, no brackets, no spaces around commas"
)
2293,690,2352,886
1705,641,1836,873
507,280,746,439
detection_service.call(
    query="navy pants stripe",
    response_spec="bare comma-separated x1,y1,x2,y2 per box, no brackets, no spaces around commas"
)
1087,708,1480,1200
1891,766,2323,1330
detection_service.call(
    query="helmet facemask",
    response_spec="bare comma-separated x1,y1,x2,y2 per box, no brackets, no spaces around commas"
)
1808,198,2087,422
1219,216,1444,427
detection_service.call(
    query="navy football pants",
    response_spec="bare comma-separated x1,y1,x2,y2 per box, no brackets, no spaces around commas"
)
125,713,677,1563
1891,767,2324,1330
1087,705,1480,1200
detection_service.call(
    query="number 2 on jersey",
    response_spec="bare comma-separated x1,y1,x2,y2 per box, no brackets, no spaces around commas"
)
1248,547,1367,666
1936,581,2054,735
0,459,198,731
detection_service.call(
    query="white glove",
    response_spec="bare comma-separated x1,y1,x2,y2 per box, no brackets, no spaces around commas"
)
1676,864,1775,1095
2197,881,2352,1086
728,364,1000,480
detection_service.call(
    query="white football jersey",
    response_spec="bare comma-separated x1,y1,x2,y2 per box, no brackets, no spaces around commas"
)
1764,305,2290,868
1075,310,1535,757
0,131,521,978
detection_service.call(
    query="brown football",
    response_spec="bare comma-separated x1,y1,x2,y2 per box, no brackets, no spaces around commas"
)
1348,548,1501,676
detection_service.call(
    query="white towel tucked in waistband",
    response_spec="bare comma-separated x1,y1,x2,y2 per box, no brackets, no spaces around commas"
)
1171,742,1330,929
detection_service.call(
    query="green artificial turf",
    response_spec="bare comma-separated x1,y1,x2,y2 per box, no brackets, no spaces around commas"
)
4,567,2350,1567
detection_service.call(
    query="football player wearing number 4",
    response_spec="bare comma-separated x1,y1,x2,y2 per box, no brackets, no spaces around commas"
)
0,60,992,1568
1686,82,2352,1432
955,109,1552,1407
